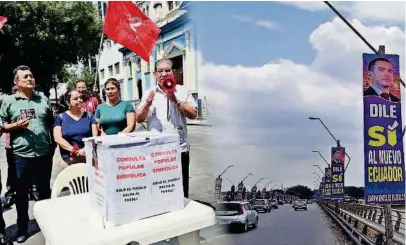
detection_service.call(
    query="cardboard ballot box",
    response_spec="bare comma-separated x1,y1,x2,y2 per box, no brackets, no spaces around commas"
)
83,131,184,226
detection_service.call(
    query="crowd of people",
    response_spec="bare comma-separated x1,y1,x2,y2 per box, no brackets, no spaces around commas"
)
0,58,197,244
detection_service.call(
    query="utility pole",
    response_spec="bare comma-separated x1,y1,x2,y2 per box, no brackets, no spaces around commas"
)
378,45,393,245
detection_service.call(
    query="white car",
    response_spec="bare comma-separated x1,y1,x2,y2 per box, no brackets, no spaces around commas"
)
294,199,308,211
215,201,259,232
270,199,279,209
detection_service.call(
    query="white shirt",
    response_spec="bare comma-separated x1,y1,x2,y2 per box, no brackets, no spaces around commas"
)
139,85,197,152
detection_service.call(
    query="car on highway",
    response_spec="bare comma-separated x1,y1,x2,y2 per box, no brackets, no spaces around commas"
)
278,200,284,205
214,201,259,232
270,199,279,209
251,199,271,213
293,199,308,211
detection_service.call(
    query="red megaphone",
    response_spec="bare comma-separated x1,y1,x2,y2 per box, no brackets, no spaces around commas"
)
161,75,177,93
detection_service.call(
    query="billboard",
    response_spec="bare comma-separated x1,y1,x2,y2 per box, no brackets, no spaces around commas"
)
363,53,405,204
319,182,325,199
323,167,332,199
331,147,345,199
214,178,222,201
236,182,244,200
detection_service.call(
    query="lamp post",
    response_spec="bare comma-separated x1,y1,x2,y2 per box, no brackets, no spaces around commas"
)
312,150,330,167
313,172,323,182
240,173,253,184
264,181,273,189
218,165,234,178
253,177,265,188
313,164,325,175
308,117,352,171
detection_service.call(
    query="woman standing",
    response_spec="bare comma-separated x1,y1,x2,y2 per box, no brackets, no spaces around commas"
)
95,78,135,135
53,89,98,165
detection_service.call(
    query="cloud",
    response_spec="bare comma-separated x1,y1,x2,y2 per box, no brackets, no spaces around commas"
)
279,1,405,24
231,14,283,31
200,17,405,190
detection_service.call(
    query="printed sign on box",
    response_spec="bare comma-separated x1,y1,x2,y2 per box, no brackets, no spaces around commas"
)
84,132,184,226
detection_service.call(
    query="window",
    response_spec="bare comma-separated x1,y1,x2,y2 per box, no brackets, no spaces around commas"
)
127,61,132,77
135,57,141,72
146,6,149,16
154,4,162,20
100,69,105,80
167,1,174,11
114,62,120,74
108,65,113,76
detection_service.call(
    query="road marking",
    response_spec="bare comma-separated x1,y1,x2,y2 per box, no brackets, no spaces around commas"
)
201,234,228,243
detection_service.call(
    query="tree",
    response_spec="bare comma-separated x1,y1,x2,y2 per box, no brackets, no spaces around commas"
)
0,2,102,94
61,66,98,91
344,186,364,199
285,185,314,200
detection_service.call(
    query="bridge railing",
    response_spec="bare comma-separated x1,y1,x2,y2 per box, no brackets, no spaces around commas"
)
318,201,405,245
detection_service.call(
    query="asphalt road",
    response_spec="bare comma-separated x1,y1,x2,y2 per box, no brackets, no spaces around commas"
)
200,203,342,245
0,125,215,245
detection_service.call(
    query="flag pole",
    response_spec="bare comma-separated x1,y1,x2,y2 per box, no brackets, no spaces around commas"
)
93,32,104,92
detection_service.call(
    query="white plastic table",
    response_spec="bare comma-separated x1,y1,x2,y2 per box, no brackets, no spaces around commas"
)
33,193,216,245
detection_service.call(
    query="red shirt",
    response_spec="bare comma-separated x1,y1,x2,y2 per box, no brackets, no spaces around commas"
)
82,96,99,114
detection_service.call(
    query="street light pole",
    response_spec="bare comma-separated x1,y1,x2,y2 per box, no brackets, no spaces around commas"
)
308,117,352,171
240,173,253,184
218,165,234,178
253,177,265,187
313,172,323,182
264,181,273,189
313,164,325,175
312,150,330,167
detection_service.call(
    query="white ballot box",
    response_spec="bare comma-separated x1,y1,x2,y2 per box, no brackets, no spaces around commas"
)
83,132,184,226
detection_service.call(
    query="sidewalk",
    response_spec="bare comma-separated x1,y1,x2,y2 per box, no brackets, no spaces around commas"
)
187,118,212,127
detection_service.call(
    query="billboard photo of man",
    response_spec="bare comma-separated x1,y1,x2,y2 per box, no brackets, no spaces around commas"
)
331,147,345,166
363,57,400,102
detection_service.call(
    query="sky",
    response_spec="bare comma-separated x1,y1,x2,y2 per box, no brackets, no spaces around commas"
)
191,1,406,191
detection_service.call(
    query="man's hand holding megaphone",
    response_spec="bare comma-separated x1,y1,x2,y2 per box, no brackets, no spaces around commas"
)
160,74,178,103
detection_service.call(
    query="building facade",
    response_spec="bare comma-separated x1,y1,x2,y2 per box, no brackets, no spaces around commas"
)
97,1,200,109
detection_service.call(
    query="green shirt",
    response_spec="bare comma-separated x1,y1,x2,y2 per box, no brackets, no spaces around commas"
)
95,101,135,135
0,92,54,157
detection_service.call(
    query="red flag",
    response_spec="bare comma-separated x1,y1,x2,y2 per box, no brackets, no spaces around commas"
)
0,16,8,31
103,1,160,62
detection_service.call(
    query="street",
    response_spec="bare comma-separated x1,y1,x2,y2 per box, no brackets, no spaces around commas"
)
200,203,342,245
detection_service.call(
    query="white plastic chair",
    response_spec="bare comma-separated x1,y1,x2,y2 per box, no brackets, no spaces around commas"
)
51,163,89,199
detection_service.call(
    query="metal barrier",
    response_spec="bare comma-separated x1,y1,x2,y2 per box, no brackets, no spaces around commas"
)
318,201,405,245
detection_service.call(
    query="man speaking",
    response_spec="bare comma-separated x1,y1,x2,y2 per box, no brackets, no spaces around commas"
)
364,57,400,102
136,58,197,198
